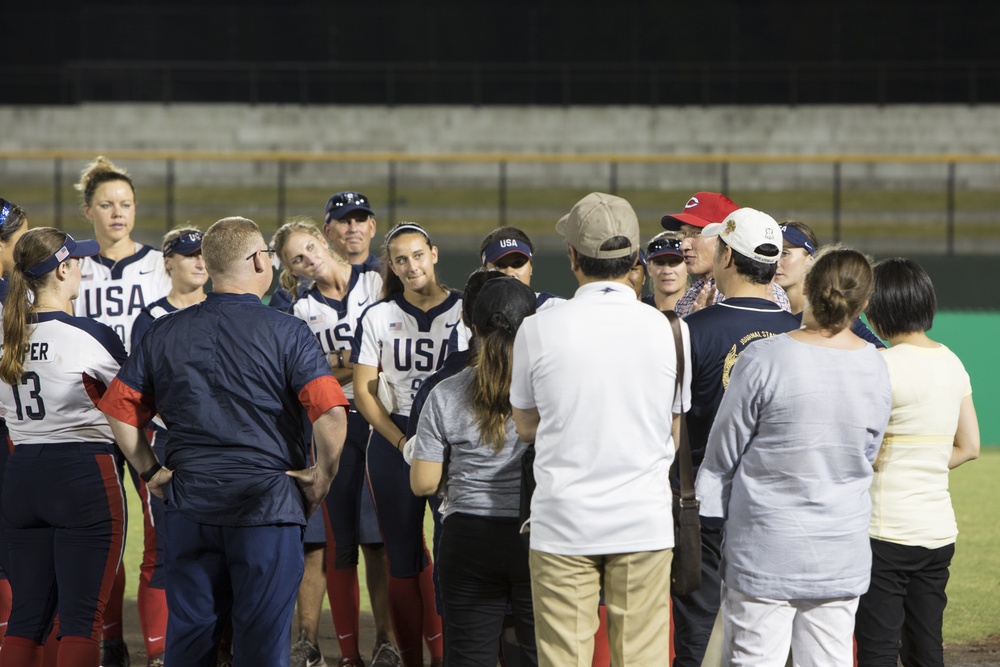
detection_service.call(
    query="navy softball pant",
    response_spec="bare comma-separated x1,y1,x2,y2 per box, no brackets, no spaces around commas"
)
324,406,382,566
366,414,440,578
163,510,305,667
1,443,125,643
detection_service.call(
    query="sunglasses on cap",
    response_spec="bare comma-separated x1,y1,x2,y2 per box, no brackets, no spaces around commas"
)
326,192,370,212
646,235,683,257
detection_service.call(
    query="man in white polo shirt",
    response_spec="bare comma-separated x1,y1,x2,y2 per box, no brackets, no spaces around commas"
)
510,192,691,666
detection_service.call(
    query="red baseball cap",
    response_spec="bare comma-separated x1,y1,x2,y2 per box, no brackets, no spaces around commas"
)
660,192,739,230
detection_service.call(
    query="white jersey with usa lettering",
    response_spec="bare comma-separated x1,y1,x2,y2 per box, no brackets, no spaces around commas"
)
289,264,383,400
0,312,127,445
352,290,466,416
74,244,170,353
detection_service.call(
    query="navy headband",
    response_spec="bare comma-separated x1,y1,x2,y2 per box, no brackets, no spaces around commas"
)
22,234,100,278
780,225,817,256
163,231,203,256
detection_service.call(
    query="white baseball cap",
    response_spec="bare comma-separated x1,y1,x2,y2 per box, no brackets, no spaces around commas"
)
703,208,782,264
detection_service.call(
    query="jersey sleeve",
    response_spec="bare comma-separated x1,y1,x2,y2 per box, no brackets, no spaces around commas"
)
351,304,382,366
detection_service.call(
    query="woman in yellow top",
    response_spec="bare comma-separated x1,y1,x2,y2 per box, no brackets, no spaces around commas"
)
857,258,980,667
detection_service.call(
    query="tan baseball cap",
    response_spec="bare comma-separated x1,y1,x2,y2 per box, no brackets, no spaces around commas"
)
556,192,640,259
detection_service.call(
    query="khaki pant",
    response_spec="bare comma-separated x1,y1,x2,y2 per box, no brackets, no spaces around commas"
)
529,548,672,667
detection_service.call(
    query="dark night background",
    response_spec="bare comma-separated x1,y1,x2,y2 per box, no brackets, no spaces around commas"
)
5,0,1000,104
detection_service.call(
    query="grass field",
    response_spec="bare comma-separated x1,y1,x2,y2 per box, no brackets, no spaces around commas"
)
121,447,1000,643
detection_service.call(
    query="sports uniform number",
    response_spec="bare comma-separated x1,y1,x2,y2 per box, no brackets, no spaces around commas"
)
12,371,46,420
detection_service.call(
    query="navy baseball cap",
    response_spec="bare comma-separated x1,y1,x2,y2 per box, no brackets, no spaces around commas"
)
22,234,99,278
780,224,817,256
481,238,532,265
163,231,203,256
325,191,374,224
646,233,683,261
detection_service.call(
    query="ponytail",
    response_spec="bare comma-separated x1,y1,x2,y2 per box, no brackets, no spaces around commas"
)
0,228,69,385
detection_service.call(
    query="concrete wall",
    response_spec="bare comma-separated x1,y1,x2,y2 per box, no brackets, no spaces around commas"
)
2,104,1000,190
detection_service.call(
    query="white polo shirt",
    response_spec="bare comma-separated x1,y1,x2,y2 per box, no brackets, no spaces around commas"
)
511,281,691,556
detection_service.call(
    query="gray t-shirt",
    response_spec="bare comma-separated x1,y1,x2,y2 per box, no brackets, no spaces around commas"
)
413,367,528,520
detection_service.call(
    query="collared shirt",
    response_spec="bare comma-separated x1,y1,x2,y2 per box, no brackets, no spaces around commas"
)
100,292,348,527
511,281,691,556
674,277,791,318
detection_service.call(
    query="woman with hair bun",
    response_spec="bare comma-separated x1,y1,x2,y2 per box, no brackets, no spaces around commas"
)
0,227,127,667
697,246,892,665
856,258,980,667
72,156,170,667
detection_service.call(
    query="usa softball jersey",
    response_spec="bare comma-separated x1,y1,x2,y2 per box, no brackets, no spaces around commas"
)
289,264,383,400
352,291,467,415
0,312,126,444
0,312,127,648
74,245,170,352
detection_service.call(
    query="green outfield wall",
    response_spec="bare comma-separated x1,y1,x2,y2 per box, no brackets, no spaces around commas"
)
428,250,999,446
929,313,999,446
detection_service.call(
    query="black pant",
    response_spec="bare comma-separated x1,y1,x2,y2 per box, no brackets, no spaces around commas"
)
670,525,722,667
438,513,537,667
855,538,955,667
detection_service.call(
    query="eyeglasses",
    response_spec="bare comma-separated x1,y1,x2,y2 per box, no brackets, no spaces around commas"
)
245,248,277,261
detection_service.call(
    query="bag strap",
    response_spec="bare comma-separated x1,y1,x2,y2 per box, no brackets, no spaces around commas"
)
664,311,695,503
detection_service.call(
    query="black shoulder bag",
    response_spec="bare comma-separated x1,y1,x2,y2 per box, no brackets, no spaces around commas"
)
664,311,702,596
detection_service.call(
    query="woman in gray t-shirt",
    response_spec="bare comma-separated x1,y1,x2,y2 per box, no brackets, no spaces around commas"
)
411,276,538,667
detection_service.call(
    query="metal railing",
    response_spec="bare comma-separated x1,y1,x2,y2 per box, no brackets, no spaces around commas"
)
3,149,999,256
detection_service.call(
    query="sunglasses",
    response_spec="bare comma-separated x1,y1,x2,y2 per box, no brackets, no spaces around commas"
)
647,236,682,255
326,192,370,213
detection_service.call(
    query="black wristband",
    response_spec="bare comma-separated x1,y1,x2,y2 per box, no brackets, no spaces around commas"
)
140,462,163,483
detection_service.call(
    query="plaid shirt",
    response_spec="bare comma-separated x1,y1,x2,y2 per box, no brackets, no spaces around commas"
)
674,277,791,317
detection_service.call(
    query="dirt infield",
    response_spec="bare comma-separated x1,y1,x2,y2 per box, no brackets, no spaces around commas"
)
120,599,998,666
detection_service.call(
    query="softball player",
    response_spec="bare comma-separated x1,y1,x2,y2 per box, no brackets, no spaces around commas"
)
71,156,170,667
0,228,126,667
478,226,563,311
271,220,397,667
353,222,468,667
0,198,29,642
126,227,207,666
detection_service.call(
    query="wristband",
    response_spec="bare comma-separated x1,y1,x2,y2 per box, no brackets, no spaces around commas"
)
397,435,406,451
140,462,163,483
337,349,345,369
